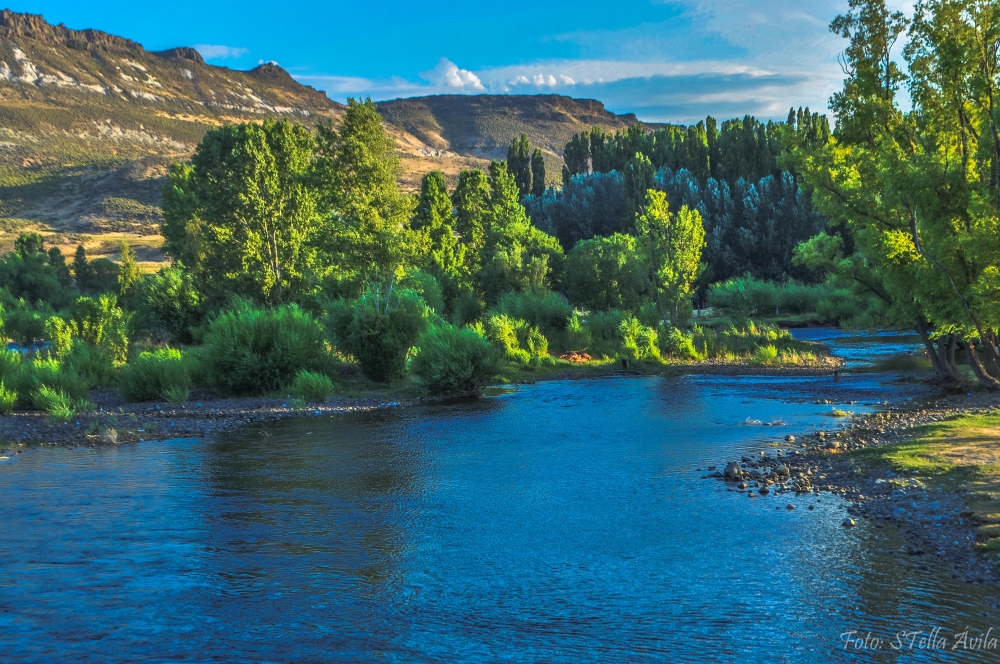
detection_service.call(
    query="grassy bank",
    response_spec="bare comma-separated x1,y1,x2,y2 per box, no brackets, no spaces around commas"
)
853,411,1000,554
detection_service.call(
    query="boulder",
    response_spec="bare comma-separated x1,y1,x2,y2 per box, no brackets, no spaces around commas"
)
724,461,742,480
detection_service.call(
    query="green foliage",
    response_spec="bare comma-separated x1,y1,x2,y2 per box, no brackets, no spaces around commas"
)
200,300,327,396
118,347,191,402
32,386,80,419
70,295,129,365
530,149,546,197
753,344,779,364
452,291,483,327
163,119,320,306
15,356,89,410
707,276,858,323
484,314,551,366
635,189,705,326
567,312,591,350
493,290,572,339
63,342,117,389
619,316,660,360
325,286,428,382
73,245,121,295
44,315,74,357
565,233,648,312
5,299,51,347
288,370,335,403
623,153,656,222
583,310,628,358
163,385,190,405
662,327,700,360
401,268,445,315
130,266,203,343
0,234,73,308
413,171,467,311
117,240,141,297
0,381,16,414
411,324,501,394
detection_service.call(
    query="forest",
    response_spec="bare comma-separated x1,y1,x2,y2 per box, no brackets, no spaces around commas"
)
0,0,994,418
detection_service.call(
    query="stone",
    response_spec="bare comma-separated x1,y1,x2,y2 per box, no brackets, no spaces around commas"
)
824,440,840,450
724,462,742,480
775,464,790,476
843,518,856,528
786,504,795,510
785,435,795,442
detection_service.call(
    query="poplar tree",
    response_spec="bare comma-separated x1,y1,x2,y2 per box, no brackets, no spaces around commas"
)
530,149,546,196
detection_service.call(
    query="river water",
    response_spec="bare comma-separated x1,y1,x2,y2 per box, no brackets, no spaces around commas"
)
2,331,999,662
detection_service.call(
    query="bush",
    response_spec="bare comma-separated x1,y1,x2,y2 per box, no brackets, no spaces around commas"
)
566,312,591,350
662,328,700,360
411,324,501,394
452,292,482,327
619,316,660,360
32,386,83,419
44,316,74,357
707,277,841,318
325,287,428,383
118,348,191,402
163,385,190,405
753,344,779,364
64,342,117,389
288,370,335,403
582,310,627,358
70,295,130,365
130,266,203,343
16,357,89,408
401,269,445,315
494,290,572,338
0,382,16,414
201,300,327,395
0,350,21,385
5,299,51,348
484,314,551,366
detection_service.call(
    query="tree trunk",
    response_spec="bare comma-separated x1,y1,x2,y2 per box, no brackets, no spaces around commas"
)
915,318,946,380
937,334,963,384
981,333,1000,382
966,339,1000,389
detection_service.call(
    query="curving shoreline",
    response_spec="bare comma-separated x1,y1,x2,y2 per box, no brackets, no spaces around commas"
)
709,392,1000,587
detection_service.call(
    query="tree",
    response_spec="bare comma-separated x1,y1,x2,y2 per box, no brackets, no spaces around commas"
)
313,98,421,293
623,153,656,224
530,149,546,196
162,119,319,306
506,134,532,198
117,241,141,299
635,190,705,326
413,170,466,309
452,169,491,279
565,234,649,312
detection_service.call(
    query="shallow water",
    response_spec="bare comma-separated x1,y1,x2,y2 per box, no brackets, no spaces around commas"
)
1,333,999,662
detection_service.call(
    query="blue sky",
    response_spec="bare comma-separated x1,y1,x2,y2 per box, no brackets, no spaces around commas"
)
10,0,911,122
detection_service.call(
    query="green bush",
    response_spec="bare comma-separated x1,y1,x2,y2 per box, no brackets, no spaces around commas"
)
201,300,327,395
662,328,700,360
163,385,190,405
0,381,16,414
118,348,191,402
325,287,428,383
484,314,551,365
401,269,445,315
619,316,660,360
0,350,21,385
566,312,591,350
411,324,501,394
452,292,483,327
70,295,130,365
582,310,627,358
16,356,89,408
44,316,74,357
32,386,86,419
494,290,572,338
130,266,203,344
64,342,117,389
5,299,51,348
753,344,779,364
708,277,842,318
288,370,335,403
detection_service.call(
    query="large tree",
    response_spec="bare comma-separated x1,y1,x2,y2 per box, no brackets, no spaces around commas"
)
413,170,467,308
161,119,319,305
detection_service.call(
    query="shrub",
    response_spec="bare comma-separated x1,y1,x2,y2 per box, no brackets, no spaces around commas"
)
163,385,190,405
452,292,482,327
63,342,117,389
583,310,628,358
401,269,445,315
5,299,50,348
325,287,428,383
32,386,86,419
44,316,74,357
288,370,335,403
118,348,191,402
484,314,551,365
201,300,327,395
16,357,89,407
753,344,779,364
566,312,591,350
70,295,130,365
0,350,21,385
411,324,501,394
662,328,699,360
619,316,660,360
494,290,572,337
130,266,202,343
0,382,16,414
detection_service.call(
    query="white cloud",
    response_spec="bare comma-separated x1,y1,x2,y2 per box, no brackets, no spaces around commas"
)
194,44,249,60
420,58,484,92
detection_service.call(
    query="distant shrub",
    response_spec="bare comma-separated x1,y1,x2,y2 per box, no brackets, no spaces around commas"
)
0,350,21,385
583,310,628,358
708,276,842,319
452,292,483,327
44,316,74,357
619,316,660,360
566,312,591,350
63,342,117,389
288,370,335,403
32,386,86,419
401,269,445,315
16,357,89,408
662,328,699,360
70,295,130,365
163,385,190,405
494,290,572,337
484,314,551,366
325,286,428,383
411,324,501,394
753,344,779,364
0,382,16,414
201,300,327,395
118,348,191,402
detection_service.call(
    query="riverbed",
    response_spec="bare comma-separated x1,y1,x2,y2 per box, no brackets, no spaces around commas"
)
2,331,999,661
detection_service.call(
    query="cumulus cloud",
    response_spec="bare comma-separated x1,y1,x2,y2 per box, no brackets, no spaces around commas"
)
420,58,484,92
194,44,249,60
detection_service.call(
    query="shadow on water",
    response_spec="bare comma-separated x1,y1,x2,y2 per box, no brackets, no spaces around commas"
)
0,333,999,661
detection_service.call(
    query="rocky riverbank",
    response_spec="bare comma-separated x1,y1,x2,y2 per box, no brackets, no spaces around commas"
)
706,393,1000,587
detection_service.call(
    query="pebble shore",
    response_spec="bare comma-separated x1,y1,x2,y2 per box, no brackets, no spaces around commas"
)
707,392,1000,587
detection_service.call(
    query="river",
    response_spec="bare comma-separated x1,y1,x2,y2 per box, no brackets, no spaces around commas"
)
2,330,998,662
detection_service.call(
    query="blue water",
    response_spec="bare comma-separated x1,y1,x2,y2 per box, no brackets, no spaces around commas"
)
1,333,997,662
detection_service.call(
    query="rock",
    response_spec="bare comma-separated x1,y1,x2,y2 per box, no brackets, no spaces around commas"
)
824,440,840,450
737,482,748,490
785,435,795,442
759,486,770,495
786,503,795,510
843,518,855,528
748,491,758,498
808,505,815,511
893,507,907,517
775,464,790,476
724,462,742,480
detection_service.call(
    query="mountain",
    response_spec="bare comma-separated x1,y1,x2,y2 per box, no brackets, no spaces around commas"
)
377,94,640,161
0,10,644,269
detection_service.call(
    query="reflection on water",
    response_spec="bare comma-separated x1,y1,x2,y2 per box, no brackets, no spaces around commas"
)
1,335,998,661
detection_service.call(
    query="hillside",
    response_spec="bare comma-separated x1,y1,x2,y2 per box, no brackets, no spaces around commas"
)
377,94,640,171
0,11,641,270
